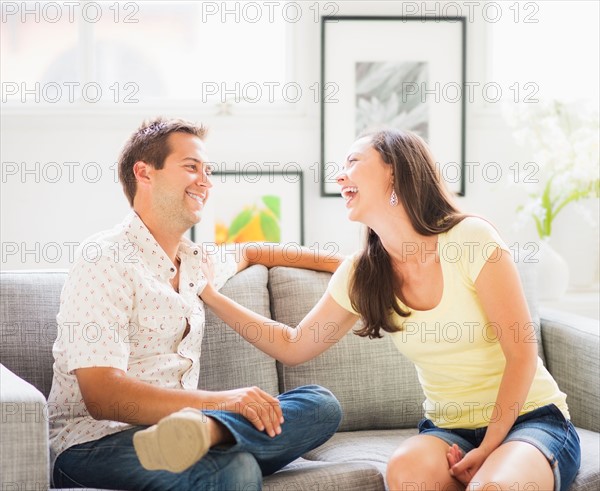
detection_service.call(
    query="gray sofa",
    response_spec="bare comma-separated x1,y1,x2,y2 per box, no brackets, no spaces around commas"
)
1,266,598,491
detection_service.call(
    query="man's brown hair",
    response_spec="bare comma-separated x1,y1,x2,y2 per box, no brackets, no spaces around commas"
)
118,117,207,206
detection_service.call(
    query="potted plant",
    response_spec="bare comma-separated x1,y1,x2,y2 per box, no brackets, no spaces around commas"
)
506,100,600,299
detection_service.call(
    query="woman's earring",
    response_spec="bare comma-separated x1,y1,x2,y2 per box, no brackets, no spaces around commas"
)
390,190,398,207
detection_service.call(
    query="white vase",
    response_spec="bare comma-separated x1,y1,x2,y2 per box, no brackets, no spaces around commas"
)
550,198,600,289
536,239,570,300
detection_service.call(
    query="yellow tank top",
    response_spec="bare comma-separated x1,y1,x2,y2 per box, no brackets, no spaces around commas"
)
328,217,569,429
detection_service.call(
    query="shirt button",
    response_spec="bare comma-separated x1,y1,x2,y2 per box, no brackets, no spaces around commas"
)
189,283,194,287
170,268,175,272
193,250,198,255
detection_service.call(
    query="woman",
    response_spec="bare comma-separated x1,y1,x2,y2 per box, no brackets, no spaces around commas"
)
200,129,581,491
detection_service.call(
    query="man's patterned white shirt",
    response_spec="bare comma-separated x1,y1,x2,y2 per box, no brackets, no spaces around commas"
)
48,212,236,461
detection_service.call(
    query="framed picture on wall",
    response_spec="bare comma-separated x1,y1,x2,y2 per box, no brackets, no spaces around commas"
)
191,170,304,245
320,16,467,196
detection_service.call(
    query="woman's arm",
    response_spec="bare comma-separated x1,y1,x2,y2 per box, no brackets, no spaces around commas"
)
449,248,539,482
201,283,359,366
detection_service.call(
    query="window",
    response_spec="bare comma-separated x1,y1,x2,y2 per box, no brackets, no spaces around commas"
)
490,1,599,104
1,1,290,108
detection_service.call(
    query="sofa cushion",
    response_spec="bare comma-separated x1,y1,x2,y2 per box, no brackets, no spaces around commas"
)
263,458,384,491
200,265,279,396
303,427,599,491
0,271,67,398
303,428,417,476
1,364,49,490
520,258,545,365
572,428,600,491
0,267,279,400
269,267,424,431
540,309,600,432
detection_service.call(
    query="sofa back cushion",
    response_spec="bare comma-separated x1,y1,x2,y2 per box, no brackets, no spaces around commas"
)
200,265,279,395
268,262,542,432
0,266,279,400
269,267,424,431
0,271,67,398
519,257,545,365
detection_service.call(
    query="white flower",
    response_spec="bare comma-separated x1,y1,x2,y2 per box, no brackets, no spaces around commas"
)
506,99,600,238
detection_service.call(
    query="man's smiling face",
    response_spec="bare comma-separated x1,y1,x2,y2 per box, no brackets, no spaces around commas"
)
149,132,213,231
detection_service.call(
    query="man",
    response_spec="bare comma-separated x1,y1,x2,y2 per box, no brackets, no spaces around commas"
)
48,118,343,490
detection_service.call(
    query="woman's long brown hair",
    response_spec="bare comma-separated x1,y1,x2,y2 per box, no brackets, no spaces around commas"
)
349,129,465,339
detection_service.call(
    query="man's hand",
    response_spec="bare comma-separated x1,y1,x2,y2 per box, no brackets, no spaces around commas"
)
211,387,283,437
77,368,284,436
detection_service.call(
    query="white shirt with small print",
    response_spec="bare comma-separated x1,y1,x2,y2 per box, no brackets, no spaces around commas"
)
48,211,237,463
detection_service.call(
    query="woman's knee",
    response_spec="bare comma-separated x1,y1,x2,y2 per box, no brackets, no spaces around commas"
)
387,446,425,485
386,442,460,491
468,441,555,491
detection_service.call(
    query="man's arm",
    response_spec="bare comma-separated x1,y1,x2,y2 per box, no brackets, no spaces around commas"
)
75,367,284,437
59,251,282,437
230,242,344,273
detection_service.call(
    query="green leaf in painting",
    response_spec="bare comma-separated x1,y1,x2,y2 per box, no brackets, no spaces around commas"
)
260,211,280,242
262,195,280,219
228,208,253,236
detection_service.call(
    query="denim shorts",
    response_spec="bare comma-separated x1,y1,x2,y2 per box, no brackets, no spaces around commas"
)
418,403,581,491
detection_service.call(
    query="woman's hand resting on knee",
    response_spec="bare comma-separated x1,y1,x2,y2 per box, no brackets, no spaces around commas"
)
447,443,490,485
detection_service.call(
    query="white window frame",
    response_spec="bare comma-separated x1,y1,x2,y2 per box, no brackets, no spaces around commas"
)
1,2,308,118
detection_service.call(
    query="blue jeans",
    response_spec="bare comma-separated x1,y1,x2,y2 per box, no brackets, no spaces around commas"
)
52,385,342,491
418,403,581,491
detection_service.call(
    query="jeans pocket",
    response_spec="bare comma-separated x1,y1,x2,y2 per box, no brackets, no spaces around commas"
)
417,418,435,432
547,403,567,421
53,466,88,488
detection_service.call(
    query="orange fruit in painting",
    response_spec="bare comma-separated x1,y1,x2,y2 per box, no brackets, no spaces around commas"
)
215,222,229,245
230,213,265,243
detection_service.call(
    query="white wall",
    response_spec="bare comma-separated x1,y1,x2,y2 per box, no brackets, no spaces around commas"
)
1,1,598,288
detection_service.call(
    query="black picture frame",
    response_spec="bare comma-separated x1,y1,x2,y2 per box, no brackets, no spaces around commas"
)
191,170,304,245
320,16,467,197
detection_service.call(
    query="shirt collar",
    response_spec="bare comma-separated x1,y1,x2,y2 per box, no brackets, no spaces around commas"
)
122,211,201,280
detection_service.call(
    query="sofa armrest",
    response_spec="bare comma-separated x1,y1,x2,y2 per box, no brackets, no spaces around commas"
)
540,308,599,432
0,364,49,489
